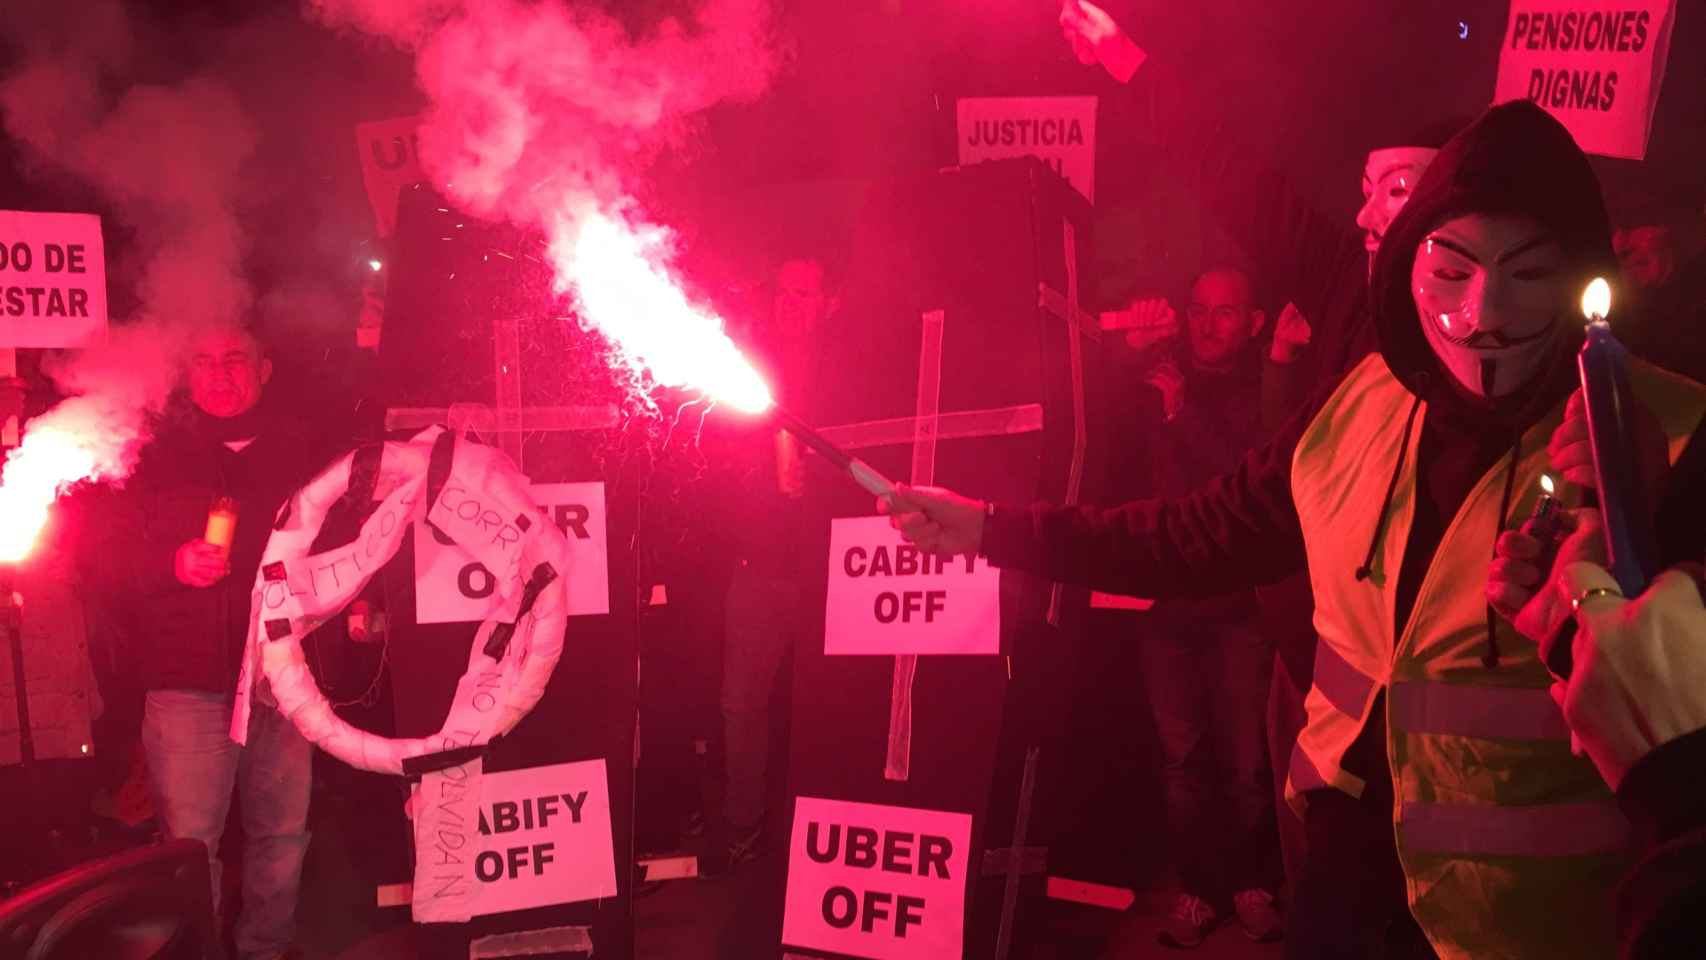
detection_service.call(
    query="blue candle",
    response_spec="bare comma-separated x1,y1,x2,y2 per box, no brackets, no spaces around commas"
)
1576,278,1653,595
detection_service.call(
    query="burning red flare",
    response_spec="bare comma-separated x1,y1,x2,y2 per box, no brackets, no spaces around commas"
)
0,424,100,563
554,208,773,414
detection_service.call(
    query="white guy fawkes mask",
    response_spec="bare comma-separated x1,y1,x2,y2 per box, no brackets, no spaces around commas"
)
1358,146,1438,273
1411,213,1569,399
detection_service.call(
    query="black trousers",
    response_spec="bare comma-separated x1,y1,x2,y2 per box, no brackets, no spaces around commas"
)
1286,782,1439,960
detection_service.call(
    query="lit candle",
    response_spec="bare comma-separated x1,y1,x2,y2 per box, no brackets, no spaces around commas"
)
204,496,239,563
1575,277,1653,595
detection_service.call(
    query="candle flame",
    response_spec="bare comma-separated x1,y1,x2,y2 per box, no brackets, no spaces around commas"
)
553,208,774,414
1540,473,1555,495
1581,277,1611,321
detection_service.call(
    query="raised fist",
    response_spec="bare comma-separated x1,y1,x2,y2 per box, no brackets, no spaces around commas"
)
1059,2,1146,82
1270,302,1312,364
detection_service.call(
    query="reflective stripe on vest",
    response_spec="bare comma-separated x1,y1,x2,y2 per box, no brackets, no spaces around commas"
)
1388,680,1571,741
1312,642,1568,740
1312,640,1376,718
1289,739,1327,793
1399,799,1629,858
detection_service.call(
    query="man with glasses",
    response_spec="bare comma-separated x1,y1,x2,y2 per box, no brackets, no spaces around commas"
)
1135,265,1283,947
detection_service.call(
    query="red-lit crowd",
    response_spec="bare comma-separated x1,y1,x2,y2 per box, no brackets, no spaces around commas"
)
5,4,1706,960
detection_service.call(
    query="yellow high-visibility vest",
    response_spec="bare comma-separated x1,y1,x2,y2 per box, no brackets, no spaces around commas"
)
1288,352,1706,959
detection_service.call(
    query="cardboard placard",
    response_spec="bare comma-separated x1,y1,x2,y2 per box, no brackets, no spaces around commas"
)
0,211,106,348
415,481,609,624
1493,0,1676,160
783,797,972,960
824,516,999,656
956,97,1097,202
417,758,619,919
356,115,425,237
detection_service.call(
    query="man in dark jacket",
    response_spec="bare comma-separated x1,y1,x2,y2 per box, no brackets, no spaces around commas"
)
881,103,1706,959
1135,266,1282,946
124,322,325,960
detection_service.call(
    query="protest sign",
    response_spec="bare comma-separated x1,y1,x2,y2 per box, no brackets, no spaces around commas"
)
1493,1,1676,159
783,796,971,960
825,516,1000,656
356,115,425,237
0,211,106,348
957,96,1096,202
415,481,609,624
416,758,618,920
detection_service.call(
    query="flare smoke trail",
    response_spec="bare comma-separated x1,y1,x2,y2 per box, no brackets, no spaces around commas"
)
307,0,783,408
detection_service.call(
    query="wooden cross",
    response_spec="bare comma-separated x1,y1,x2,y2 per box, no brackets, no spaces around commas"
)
984,746,1046,960
815,223,1094,782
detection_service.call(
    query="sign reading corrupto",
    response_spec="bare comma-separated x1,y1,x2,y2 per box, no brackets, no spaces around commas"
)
783,797,971,960
415,481,609,624
825,516,1000,656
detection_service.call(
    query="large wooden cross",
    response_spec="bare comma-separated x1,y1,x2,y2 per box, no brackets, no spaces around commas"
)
816,223,1094,781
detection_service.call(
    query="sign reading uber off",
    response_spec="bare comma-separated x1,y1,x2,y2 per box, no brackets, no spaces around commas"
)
415,481,609,624
825,516,1000,656
783,796,972,960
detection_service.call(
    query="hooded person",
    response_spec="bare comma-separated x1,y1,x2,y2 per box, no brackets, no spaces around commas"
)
879,101,1706,959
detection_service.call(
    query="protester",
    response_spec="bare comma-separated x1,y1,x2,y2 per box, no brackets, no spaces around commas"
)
703,257,836,876
1131,266,1282,946
1608,184,1706,383
1060,6,1463,900
116,322,330,960
880,102,1706,959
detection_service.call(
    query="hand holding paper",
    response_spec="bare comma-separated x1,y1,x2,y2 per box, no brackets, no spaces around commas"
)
1058,1,1146,83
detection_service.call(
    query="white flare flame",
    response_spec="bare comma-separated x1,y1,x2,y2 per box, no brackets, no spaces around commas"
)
555,209,773,414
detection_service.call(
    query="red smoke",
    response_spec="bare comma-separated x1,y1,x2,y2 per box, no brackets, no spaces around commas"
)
310,0,783,404
0,1,259,551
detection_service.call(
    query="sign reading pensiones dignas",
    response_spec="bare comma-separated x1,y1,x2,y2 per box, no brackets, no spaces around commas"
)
415,481,610,624
1493,0,1676,160
824,516,1000,656
783,796,972,960
0,211,106,348
957,96,1096,202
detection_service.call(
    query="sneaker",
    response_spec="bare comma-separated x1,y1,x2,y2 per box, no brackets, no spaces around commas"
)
1157,893,1217,949
1233,888,1283,942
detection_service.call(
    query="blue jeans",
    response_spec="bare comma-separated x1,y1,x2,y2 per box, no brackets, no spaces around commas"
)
142,688,311,959
1137,613,1277,902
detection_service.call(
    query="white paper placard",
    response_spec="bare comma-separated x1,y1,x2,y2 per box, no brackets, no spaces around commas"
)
783,796,972,960
957,96,1097,201
1493,0,1676,160
472,758,618,917
824,516,999,656
0,210,106,348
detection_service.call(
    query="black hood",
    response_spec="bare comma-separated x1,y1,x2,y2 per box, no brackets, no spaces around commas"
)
1370,100,1619,421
